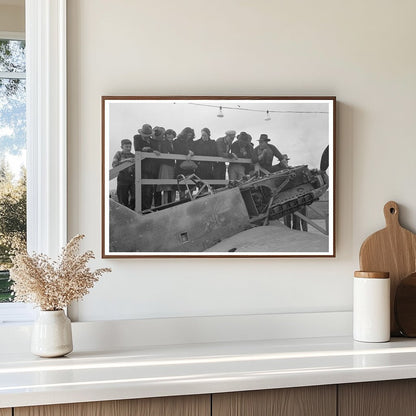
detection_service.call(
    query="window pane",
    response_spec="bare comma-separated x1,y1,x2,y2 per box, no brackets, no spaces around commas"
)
0,42,27,303
0,39,26,73
0,78,26,153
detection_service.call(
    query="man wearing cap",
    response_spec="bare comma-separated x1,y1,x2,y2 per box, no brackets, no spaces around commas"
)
133,124,160,210
112,138,135,209
253,134,289,173
229,132,253,181
213,130,237,182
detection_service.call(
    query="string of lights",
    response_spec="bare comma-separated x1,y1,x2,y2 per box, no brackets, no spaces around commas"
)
188,102,328,121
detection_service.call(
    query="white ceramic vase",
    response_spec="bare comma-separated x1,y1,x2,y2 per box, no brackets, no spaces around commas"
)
31,310,73,357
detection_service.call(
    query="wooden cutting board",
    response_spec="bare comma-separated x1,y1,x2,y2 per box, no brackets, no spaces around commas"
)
359,201,416,336
395,272,416,337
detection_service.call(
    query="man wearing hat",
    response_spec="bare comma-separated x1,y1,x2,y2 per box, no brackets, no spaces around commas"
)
229,132,253,181
213,130,237,182
253,134,289,173
133,124,160,210
134,123,153,152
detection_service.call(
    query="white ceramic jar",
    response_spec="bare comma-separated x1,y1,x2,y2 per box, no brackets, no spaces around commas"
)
31,310,73,357
353,271,390,343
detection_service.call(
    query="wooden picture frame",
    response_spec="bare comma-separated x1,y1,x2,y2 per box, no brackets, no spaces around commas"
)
102,96,335,258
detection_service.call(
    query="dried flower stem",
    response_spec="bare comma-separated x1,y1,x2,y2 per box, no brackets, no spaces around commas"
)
10,235,111,310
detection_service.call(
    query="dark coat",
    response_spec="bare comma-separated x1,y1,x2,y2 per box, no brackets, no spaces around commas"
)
160,139,175,168
173,136,195,175
173,136,193,155
252,146,274,171
230,141,253,159
268,143,284,161
215,136,234,158
192,138,217,179
230,141,253,174
133,134,161,177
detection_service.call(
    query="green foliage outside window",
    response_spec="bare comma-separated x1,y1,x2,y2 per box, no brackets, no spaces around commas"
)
0,162,26,302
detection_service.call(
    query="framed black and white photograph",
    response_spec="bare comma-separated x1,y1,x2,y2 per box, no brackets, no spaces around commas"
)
102,96,335,257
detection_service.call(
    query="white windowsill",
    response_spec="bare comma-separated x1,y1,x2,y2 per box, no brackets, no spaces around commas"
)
0,303,36,325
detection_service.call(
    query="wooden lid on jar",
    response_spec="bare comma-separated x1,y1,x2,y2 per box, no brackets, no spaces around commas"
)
354,271,390,279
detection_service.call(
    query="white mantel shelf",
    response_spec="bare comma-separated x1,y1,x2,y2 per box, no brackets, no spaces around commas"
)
2,336,416,408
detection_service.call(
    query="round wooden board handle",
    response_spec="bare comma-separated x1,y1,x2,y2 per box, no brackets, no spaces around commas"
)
384,201,400,228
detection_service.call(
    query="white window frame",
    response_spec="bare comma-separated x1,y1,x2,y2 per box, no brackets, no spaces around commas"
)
0,0,67,324
26,0,67,256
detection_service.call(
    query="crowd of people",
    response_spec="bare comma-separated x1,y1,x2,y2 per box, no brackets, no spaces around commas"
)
112,124,290,212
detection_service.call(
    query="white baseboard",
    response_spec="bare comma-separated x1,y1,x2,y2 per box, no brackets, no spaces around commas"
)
0,311,352,353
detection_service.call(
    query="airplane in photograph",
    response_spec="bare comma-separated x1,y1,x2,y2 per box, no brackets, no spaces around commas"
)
108,155,329,253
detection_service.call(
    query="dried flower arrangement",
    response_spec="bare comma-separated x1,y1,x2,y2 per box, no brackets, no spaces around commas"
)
10,234,111,311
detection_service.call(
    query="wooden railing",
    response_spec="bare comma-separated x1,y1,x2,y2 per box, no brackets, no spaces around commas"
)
109,151,252,213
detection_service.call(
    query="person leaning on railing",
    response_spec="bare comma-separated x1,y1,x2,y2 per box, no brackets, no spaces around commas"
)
173,127,196,199
192,128,217,180
252,134,274,172
229,132,253,181
252,134,289,173
157,129,177,204
213,130,237,186
133,123,160,210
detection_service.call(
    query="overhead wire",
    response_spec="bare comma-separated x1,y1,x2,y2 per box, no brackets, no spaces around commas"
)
188,102,328,114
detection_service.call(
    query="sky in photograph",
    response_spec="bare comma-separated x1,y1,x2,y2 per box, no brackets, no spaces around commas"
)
107,99,331,183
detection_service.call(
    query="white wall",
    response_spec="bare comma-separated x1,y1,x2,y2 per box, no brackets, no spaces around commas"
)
67,0,416,322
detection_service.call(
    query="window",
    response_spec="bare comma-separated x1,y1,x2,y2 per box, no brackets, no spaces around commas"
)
0,35,27,306
0,0,67,324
